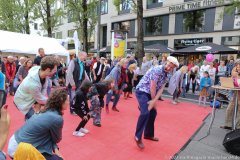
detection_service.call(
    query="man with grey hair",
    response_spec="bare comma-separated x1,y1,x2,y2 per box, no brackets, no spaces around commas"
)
16,57,26,72
4,56,16,96
66,51,88,114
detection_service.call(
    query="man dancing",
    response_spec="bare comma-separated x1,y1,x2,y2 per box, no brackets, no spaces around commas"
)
134,56,179,149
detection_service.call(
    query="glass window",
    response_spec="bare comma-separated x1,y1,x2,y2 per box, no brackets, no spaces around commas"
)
183,10,205,33
112,21,130,31
34,23,38,30
221,36,240,46
101,0,108,14
147,0,163,9
119,0,131,14
145,16,163,36
56,32,62,39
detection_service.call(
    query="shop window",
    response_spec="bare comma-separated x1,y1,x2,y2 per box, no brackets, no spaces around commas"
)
183,10,205,33
145,16,163,36
147,0,163,9
101,0,108,14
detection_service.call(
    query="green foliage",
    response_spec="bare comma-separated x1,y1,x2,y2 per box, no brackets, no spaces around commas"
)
66,0,98,42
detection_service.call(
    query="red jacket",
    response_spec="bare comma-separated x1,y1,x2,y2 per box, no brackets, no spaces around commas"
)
4,61,16,81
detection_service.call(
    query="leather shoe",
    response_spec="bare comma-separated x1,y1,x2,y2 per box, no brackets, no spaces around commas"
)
135,138,144,149
144,136,159,141
112,107,119,112
220,126,232,130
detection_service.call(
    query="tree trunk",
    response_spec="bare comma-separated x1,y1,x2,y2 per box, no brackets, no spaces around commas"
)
136,0,144,67
24,0,30,34
82,0,88,53
46,0,52,37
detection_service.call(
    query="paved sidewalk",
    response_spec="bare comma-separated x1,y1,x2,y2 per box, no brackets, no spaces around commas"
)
173,108,240,160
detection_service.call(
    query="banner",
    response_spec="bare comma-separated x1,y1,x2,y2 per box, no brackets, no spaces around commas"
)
111,31,127,59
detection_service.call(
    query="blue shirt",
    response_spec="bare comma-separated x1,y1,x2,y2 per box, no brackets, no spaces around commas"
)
77,58,84,80
0,71,5,90
14,110,63,155
137,65,168,94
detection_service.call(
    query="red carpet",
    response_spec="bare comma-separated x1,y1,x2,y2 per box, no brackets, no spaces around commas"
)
4,95,211,160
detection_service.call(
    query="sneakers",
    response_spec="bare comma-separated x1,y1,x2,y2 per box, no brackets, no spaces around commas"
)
172,101,177,105
135,137,144,149
80,128,89,134
73,131,85,137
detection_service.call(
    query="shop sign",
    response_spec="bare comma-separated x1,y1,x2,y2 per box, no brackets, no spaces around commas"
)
169,0,231,13
195,46,212,51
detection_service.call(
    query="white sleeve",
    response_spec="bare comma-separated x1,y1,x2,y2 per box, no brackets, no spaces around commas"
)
93,62,97,69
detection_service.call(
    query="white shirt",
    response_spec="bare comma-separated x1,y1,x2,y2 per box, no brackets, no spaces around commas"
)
200,65,210,78
208,67,216,81
93,62,103,76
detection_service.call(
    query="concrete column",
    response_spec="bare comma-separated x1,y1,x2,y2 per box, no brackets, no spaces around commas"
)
214,6,224,31
168,14,176,34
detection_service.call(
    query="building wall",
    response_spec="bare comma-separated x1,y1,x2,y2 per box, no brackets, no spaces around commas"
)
95,0,240,50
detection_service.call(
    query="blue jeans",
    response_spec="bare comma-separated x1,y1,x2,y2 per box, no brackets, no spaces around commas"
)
135,90,157,140
0,151,6,160
106,90,120,107
25,107,34,120
68,86,76,113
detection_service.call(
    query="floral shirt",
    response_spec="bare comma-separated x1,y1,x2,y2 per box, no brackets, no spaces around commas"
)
136,65,168,94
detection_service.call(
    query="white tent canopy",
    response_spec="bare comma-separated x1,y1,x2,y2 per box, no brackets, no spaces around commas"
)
0,30,68,56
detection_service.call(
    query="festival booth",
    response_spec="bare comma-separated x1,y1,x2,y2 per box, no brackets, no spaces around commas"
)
0,30,69,60
172,42,239,63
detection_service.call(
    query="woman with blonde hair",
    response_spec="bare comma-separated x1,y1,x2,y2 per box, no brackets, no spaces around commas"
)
105,58,129,112
123,63,137,99
186,65,199,94
168,66,188,104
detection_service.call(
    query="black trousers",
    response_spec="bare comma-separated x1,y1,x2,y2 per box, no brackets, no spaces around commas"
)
186,75,196,93
74,109,90,131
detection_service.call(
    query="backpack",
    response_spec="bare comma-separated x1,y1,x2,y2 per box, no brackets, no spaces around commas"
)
210,100,221,108
105,66,114,77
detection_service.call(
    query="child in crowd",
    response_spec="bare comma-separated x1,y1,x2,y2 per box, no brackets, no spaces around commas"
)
72,80,92,137
199,71,211,106
89,79,114,127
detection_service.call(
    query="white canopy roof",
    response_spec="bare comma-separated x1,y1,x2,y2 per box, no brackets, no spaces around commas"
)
0,30,68,56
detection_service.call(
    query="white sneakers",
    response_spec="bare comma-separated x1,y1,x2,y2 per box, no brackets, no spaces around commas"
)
73,128,89,137
80,128,89,134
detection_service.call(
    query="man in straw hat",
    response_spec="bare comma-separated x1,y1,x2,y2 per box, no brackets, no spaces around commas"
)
134,56,179,149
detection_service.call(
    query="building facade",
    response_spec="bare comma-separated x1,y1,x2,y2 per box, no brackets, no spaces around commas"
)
95,0,240,55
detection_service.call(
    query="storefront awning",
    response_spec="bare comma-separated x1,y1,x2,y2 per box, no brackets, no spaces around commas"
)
144,43,175,53
174,43,239,54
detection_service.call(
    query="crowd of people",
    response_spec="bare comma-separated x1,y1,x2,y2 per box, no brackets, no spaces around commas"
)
0,47,239,159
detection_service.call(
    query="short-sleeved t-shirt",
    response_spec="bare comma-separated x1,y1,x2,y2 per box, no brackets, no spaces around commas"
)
33,56,42,66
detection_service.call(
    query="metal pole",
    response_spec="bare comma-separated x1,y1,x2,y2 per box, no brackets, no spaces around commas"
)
97,0,101,54
233,91,238,130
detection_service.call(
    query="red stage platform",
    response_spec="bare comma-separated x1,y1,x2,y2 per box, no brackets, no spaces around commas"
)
4,96,211,160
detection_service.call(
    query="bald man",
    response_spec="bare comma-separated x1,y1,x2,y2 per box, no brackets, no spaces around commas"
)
66,52,88,114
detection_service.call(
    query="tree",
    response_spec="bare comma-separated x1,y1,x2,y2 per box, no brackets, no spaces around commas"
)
224,0,240,14
34,0,65,37
113,0,144,66
67,0,98,53
0,0,38,34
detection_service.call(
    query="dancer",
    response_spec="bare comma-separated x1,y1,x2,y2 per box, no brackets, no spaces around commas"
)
134,56,179,149
14,56,59,120
8,89,68,160
72,80,92,137
105,58,129,113
168,66,188,104
89,79,114,127
199,71,211,106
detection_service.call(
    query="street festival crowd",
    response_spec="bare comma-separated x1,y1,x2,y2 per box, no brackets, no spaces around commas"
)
0,48,240,159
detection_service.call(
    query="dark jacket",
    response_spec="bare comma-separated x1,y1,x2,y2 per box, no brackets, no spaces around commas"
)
73,89,89,117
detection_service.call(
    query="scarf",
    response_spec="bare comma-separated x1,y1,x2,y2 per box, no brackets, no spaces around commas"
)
118,67,128,88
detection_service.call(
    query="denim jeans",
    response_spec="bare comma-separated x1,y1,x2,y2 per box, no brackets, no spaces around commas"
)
68,86,76,113
0,151,6,160
25,107,34,120
135,90,157,140
106,90,120,107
